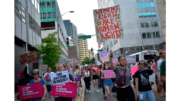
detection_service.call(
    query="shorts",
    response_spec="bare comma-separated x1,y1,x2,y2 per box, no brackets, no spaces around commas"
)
46,85,52,92
104,79,113,88
155,74,158,80
93,75,99,80
74,77,81,82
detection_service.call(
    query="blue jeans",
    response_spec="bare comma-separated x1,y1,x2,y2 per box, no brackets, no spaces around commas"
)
139,90,156,101
104,79,113,88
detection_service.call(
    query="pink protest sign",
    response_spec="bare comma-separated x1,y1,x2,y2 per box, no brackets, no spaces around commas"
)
18,83,44,100
92,67,99,72
130,66,139,76
45,74,49,79
113,59,115,63
51,82,77,98
104,70,115,78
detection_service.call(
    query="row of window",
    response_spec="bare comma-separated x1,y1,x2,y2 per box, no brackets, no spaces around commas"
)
139,12,156,18
40,12,56,19
40,1,55,7
15,0,26,23
29,14,41,36
140,21,158,28
142,31,160,38
137,2,155,8
31,0,40,13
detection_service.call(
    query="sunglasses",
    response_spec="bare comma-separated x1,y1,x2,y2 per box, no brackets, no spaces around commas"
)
140,63,145,65
33,73,38,75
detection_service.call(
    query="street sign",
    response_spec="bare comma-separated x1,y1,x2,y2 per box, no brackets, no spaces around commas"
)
78,35,91,39
97,49,103,52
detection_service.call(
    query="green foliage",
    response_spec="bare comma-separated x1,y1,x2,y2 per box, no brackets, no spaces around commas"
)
32,31,64,72
82,57,93,64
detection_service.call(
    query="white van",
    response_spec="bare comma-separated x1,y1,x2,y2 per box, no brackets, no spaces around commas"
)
129,50,159,63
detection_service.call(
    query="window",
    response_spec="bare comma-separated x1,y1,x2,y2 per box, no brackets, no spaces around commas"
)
142,3,146,8
153,32,156,37
41,2,44,6
146,3,150,8
21,5,26,23
31,0,34,5
52,2,55,7
140,23,145,28
15,0,20,18
154,21,158,27
149,46,154,50
143,12,147,17
145,22,149,27
130,47,135,51
47,2,50,6
43,13,46,19
144,46,148,50
151,22,154,27
142,33,146,38
136,47,141,51
147,32,151,38
152,12,156,17
139,13,143,18
148,12,152,17
137,3,141,8
150,2,155,7
156,32,160,37
48,12,51,18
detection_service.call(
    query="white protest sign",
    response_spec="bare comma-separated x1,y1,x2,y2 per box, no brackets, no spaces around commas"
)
125,55,136,63
51,70,69,85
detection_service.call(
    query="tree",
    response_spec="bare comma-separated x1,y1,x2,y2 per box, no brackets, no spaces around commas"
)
33,31,64,71
82,57,93,64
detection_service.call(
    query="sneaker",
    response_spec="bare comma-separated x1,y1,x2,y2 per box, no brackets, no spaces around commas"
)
86,90,88,92
97,89,99,92
89,90,91,93
160,92,163,96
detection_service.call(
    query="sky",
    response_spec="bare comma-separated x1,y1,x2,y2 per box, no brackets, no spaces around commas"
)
57,0,99,54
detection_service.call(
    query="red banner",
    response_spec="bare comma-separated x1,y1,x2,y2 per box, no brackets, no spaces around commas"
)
51,82,77,98
18,83,44,100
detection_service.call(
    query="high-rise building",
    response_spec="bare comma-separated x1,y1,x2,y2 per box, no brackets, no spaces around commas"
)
63,20,79,60
15,0,42,92
156,0,166,43
40,0,69,63
98,0,163,56
78,34,89,62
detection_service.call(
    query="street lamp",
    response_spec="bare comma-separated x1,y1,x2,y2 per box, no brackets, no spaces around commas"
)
61,11,74,17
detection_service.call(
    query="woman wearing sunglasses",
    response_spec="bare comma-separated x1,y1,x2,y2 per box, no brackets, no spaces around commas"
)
134,60,157,101
28,69,47,101
109,50,135,101
52,63,75,101
101,62,115,101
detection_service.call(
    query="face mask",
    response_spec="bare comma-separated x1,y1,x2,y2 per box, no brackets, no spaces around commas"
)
105,66,108,69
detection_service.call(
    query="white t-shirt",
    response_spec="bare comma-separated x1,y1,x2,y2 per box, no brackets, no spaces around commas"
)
43,72,54,85
68,68,73,76
157,59,164,73
84,70,90,77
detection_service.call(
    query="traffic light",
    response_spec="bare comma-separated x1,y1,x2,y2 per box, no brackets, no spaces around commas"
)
66,37,70,48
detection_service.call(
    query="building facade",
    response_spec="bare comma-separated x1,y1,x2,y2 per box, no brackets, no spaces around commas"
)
63,20,80,60
15,0,42,92
156,0,166,42
78,34,89,62
40,0,69,63
98,0,163,56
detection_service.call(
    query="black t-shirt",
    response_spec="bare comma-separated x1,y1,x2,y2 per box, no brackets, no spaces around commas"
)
69,74,74,81
134,70,153,91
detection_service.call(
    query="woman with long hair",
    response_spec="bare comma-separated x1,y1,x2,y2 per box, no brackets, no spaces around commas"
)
101,62,115,101
91,64,100,92
52,63,74,101
110,50,135,101
83,64,91,93
134,60,157,101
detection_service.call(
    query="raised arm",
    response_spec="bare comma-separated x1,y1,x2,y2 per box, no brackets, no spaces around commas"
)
110,50,116,70
72,58,77,71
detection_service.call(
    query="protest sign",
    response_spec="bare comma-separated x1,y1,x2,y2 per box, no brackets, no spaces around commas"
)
125,55,136,63
114,55,119,63
51,71,70,85
113,59,115,63
130,66,138,76
51,82,77,98
19,51,38,65
104,70,115,78
101,51,109,62
93,5,123,42
92,67,99,72
18,83,43,100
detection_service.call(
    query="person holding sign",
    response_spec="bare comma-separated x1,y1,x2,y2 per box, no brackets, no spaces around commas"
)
52,63,75,101
83,64,91,93
109,50,135,101
134,60,157,101
43,67,54,101
101,62,116,101
91,64,100,92
28,69,47,101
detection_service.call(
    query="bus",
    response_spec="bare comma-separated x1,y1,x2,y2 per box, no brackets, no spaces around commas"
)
129,50,159,63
